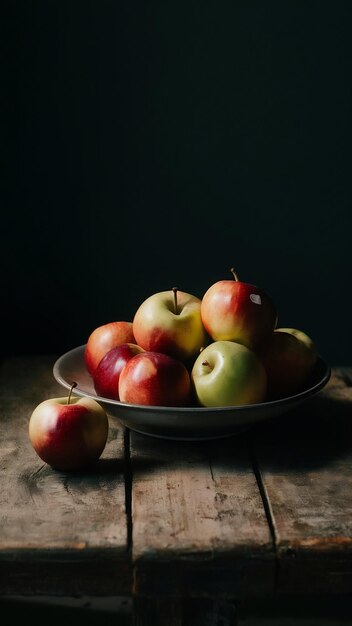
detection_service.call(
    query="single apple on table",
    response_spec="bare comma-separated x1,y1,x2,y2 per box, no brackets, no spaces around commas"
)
119,351,192,407
191,340,267,407
259,327,318,399
85,320,136,375
200,268,277,351
133,287,208,363
28,384,109,470
93,343,145,400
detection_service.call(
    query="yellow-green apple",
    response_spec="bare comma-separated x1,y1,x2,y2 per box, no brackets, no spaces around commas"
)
259,327,318,399
28,387,109,470
200,269,277,351
93,343,145,400
191,340,267,407
119,351,192,406
132,288,208,362
85,321,135,375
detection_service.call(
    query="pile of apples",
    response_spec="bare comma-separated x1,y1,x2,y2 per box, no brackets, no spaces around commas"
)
86,268,318,409
28,268,318,471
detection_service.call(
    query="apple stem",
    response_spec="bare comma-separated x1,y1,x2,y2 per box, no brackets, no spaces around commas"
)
172,287,179,314
67,382,77,405
230,267,239,281
202,360,210,368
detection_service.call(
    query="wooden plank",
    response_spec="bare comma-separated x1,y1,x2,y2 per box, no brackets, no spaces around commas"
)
130,430,275,599
252,367,352,594
0,356,130,596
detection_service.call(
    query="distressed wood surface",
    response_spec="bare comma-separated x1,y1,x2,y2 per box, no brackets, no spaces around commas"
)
0,356,129,596
130,430,275,598
252,367,352,594
2,355,352,607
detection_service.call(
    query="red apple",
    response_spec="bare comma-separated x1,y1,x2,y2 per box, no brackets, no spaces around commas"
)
28,387,109,470
93,343,145,400
85,321,136,375
201,268,277,351
133,288,208,362
118,351,192,407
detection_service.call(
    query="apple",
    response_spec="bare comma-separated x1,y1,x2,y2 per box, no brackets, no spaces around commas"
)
132,288,208,362
191,340,267,407
259,327,318,399
28,385,109,470
93,343,145,400
200,268,277,351
119,351,192,406
85,321,136,375
278,327,318,354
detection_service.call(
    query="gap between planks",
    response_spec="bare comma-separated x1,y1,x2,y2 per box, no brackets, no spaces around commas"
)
246,434,280,589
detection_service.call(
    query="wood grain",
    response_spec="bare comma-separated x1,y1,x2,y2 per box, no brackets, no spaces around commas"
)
3,355,352,608
252,367,352,593
130,430,275,598
0,356,129,596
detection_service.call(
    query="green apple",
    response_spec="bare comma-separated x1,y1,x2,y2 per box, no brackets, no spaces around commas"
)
191,340,267,407
259,327,318,399
133,288,208,362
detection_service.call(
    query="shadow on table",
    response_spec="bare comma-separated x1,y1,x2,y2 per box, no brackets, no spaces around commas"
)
237,592,352,624
129,381,352,476
247,384,352,472
0,596,131,626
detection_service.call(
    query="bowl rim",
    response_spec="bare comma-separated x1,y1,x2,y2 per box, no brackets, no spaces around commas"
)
53,344,331,414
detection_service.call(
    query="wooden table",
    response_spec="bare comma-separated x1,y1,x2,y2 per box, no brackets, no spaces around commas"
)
1,355,352,625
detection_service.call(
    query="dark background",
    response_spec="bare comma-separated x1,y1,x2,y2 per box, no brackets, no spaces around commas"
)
3,1,351,364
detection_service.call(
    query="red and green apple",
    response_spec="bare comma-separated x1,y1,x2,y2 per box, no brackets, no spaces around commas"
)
29,387,109,470
200,269,277,351
259,327,318,399
133,288,208,363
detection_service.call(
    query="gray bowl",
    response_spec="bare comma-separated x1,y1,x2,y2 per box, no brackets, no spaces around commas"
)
53,345,331,440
